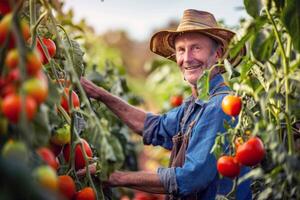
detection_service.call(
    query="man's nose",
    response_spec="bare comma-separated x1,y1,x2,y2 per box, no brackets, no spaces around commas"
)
183,48,193,63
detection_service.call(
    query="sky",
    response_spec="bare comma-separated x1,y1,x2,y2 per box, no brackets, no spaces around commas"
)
63,0,248,41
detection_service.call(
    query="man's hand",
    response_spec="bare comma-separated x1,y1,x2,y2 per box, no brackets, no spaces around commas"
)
80,77,103,99
76,163,97,177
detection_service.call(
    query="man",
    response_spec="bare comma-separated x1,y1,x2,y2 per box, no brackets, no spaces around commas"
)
80,9,251,200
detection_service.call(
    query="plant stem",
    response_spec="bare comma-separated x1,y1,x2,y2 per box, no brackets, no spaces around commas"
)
265,8,294,154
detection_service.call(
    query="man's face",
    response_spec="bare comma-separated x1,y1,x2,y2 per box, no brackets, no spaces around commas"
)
175,32,220,86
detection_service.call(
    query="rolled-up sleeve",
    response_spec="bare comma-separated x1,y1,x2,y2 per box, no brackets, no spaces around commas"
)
142,105,185,150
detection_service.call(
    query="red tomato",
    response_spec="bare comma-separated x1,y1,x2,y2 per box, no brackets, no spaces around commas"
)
37,147,59,170
23,76,48,104
217,155,241,178
1,94,37,123
236,137,265,166
170,95,183,107
58,175,76,200
221,95,242,117
63,138,93,170
60,88,80,113
37,37,56,64
75,187,96,200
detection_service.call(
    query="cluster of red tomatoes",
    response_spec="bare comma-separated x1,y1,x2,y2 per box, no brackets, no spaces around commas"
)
0,5,95,199
217,136,265,178
217,95,266,178
36,137,95,200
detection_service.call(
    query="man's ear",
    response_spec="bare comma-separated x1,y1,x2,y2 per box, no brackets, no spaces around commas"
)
215,45,223,60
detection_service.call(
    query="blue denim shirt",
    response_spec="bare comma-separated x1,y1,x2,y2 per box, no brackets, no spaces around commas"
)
143,74,252,199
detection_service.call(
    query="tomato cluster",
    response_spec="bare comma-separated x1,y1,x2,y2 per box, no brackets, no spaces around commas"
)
217,136,265,178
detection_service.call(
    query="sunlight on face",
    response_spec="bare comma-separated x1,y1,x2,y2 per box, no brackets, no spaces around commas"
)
175,32,219,86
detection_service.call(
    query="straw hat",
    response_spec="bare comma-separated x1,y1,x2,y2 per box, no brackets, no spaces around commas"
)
150,9,246,72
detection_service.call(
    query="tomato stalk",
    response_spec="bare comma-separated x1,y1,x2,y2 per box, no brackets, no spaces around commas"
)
10,7,33,139
39,1,104,198
265,8,294,154
226,177,238,199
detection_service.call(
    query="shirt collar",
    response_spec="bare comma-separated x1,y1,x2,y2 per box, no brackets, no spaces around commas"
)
193,74,224,106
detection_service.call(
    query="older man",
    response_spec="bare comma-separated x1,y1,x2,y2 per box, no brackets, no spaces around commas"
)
80,9,251,200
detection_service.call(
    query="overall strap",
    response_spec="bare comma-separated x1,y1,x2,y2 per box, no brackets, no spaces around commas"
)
186,85,231,139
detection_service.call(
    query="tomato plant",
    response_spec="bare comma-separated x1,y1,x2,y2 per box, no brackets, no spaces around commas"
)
75,187,96,200
236,137,265,167
221,95,242,117
58,175,76,200
63,138,93,170
217,155,240,178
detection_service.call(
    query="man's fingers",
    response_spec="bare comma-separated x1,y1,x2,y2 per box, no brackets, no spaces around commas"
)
76,163,97,177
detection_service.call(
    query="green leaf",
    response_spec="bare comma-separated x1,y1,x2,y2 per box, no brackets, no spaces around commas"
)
282,0,300,52
197,70,210,101
64,39,85,76
243,0,262,18
251,31,275,62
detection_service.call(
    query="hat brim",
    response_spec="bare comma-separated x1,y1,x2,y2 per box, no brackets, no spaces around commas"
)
150,28,246,73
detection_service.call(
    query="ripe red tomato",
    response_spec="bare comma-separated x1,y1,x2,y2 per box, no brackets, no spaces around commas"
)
58,175,76,200
37,147,59,170
6,68,20,83
37,37,56,64
236,137,265,166
23,76,48,104
33,165,58,191
217,155,241,178
221,95,242,117
60,88,80,113
51,124,71,146
63,138,93,170
170,95,183,107
1,94,37,123
75,187,96,200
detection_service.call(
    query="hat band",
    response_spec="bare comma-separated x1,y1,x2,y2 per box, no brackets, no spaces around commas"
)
177,21,214,31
